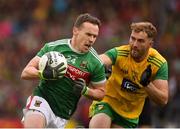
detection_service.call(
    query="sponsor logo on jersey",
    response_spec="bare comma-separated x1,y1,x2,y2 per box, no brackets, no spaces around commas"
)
65,64,90,83
121,78,140,92
34,100,42,107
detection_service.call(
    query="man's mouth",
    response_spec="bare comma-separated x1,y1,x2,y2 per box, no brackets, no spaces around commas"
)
132,47,139,52
85,44,91,48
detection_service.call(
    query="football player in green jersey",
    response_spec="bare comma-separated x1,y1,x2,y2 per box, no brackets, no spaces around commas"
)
21,13,106,128
89,22,169,128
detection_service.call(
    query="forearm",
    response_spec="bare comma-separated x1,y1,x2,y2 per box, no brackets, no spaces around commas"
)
21,56,41,80
73,79,106,100
99,54,112,67
85,88,105,101
144,82,168,106
21,67,40,80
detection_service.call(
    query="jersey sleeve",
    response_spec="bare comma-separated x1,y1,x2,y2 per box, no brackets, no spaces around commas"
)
36,43,49,57
155,62,168,80
91,62,106,84
104,48,117,65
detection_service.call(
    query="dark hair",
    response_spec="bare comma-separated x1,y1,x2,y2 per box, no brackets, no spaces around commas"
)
130,22,157,39
74,13,101,28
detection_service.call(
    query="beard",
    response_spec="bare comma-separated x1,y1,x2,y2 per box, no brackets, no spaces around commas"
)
130,48,147,62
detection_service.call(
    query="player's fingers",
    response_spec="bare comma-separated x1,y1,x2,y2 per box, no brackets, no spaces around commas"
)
76,78,85,83
74,81,82,85
57,67,66,72
56,62,65,69
57,75,64,79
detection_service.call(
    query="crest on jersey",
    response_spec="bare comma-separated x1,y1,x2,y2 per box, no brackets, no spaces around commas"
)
97,104,104,111
34,100,42,107
80,61,88,69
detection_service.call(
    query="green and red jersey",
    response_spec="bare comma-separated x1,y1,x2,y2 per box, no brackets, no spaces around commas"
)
33,39,106,119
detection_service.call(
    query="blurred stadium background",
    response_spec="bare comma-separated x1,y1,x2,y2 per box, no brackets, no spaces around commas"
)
0,0,180,128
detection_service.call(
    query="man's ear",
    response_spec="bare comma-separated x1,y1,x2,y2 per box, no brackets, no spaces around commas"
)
149,39,153,47
73,27,78,35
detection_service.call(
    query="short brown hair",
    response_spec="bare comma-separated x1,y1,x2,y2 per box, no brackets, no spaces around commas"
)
130,22,157,39
74,13,101,28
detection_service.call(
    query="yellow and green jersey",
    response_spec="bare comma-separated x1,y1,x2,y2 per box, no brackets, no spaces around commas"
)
100,45,168,119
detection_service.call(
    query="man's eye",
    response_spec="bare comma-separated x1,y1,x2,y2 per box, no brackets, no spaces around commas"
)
131,37,136,41
138,39,144,43
86,33,91,36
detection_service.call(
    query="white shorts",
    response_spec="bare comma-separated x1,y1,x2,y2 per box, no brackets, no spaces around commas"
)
22,96,68,128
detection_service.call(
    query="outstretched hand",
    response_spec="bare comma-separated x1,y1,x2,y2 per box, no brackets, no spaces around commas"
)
140,65,152,87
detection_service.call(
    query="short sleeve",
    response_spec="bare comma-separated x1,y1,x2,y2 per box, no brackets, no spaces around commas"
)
37,43,49,57
91,62,106,84
155,62,168,80
104,48,117,65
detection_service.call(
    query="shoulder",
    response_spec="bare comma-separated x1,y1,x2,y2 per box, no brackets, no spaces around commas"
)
46,39,70,47
148,48,167,67
89,47,104,65
116,44,130,51
148,48,168,80
115,45,130,57
37,39,70,55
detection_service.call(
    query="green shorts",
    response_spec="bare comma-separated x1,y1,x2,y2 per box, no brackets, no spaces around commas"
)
92,102,139,128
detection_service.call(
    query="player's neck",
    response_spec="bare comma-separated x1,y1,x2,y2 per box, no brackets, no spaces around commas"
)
132,52,149,62
70,38,84,54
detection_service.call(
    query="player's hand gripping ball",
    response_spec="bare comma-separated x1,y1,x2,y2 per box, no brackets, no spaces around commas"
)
39,51,68,80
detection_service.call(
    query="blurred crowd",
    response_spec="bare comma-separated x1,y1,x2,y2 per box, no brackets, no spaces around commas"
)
0,0,180,128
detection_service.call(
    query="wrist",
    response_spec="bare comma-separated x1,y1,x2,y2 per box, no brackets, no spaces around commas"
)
38,70,45,80
81,86,89,96
143,81,150,87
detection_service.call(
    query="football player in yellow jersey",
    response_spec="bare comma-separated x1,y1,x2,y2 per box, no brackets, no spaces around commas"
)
89,22,169,128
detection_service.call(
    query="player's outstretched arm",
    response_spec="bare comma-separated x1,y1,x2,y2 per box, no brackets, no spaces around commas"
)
73,78,105,100
85,82,106,101
99,54,112,67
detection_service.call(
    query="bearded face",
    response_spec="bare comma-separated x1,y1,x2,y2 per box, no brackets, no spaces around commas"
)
129,31,152,62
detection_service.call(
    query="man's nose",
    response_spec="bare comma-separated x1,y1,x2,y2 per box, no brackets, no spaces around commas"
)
133,40,138,47
89,36,95,42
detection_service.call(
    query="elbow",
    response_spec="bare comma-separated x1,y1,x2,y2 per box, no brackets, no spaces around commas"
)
163,95,169,105
21,73,26,80
162,92,169,105
21,70,28,80
152,94,169,106
159,95,169,106
160,100,168,106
